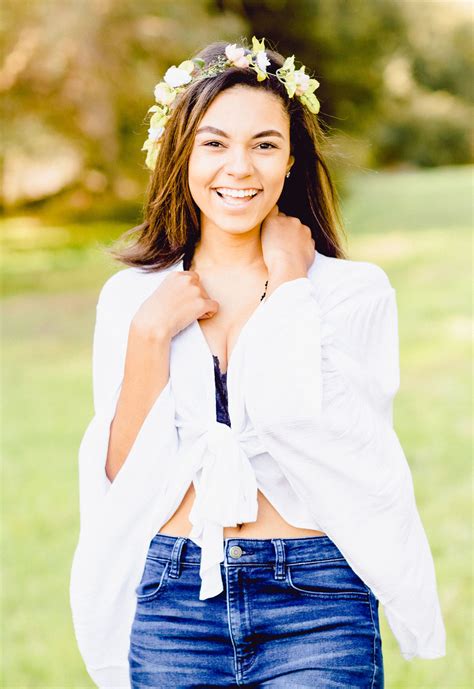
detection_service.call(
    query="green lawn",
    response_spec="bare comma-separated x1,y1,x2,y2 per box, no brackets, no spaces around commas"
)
2,164,472,688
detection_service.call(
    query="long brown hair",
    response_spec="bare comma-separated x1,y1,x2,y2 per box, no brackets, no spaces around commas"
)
105,39,348,271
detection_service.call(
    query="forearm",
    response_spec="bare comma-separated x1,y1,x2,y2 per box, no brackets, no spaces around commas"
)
105,322,172,482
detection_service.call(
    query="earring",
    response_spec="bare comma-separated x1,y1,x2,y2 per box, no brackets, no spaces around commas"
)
286,171,291,178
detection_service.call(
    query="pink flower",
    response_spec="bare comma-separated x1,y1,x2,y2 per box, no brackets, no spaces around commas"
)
225,44,249,68
294,70,310,96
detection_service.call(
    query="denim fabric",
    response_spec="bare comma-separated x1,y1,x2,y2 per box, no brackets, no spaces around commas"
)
128,533,384,688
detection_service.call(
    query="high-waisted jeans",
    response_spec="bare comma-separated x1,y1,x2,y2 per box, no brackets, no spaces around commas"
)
128,533,384,688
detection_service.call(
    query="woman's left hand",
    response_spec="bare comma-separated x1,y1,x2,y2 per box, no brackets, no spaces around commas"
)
260,204,316,274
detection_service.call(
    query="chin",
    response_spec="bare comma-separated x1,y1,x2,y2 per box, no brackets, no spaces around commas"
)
209,215,259,232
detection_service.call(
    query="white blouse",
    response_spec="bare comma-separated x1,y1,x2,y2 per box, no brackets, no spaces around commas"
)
69,249,446,688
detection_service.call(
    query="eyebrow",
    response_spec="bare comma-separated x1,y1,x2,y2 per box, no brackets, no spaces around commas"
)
195,126,284,140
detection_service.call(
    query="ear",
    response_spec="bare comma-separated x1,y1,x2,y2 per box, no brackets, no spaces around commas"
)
287,154,295,174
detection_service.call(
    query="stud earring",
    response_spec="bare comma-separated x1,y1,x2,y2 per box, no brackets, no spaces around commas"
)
286,171,291,178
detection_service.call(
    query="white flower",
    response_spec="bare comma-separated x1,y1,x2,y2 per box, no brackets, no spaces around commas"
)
294,70,310,96
225,43,248,68
147,126,164,142
154,82,175,105
163,65,192,88
256,50,270,74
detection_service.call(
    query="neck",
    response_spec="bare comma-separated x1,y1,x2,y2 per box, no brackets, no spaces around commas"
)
190,223,266,273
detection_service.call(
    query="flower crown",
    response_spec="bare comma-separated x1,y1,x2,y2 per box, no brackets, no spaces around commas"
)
142,36,321,170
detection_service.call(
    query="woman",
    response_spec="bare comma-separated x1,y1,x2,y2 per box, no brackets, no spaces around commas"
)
69,38,445,689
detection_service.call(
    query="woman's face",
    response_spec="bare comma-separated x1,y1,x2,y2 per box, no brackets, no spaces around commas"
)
188,85,294,236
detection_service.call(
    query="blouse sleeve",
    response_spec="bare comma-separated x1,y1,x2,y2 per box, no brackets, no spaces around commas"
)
243,267,446,661
76,271,179,537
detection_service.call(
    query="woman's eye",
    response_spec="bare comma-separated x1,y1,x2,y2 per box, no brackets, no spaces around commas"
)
203,141,277,150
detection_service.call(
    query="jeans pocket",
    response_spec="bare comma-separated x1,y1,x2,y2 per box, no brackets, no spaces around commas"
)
286,558,370,600
135,556,170,603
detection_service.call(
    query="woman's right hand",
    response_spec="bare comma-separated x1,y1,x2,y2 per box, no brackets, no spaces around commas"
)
131,270,219,341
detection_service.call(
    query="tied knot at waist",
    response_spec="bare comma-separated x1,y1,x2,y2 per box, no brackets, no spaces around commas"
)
189,421,260,527
183,421,261,600
206,419,239,455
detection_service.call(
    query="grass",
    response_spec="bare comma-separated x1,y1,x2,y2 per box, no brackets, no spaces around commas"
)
1,164,472,688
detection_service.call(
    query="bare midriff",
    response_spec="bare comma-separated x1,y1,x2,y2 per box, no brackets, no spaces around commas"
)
158,482,326,539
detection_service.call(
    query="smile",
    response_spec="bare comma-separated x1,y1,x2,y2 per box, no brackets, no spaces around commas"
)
213,189,261,209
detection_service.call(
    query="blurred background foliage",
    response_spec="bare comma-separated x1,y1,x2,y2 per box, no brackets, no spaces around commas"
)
1,0,472,220
1,1,473,687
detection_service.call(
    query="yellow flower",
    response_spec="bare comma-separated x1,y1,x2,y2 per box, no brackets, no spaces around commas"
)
251,36,266,54
149,107,170,130
299,87,321,114
281,55,296,72
248,36,270,81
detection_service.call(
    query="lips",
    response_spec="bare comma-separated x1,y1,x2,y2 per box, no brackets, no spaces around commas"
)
213,189,261,209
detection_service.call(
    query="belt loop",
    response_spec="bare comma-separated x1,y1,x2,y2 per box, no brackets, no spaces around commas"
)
168,537,186,579
271,539,286,580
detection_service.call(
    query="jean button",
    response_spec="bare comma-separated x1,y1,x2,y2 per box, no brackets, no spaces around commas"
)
229,545,243,559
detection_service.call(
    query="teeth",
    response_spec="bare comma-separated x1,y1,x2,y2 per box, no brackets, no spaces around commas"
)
216,188,259,198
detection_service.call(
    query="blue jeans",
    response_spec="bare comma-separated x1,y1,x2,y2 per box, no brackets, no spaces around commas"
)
129,533,384,688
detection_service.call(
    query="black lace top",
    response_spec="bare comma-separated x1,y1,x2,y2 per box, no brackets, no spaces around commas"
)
212,355,231,427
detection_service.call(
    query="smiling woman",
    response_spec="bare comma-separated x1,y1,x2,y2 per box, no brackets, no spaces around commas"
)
188,87,293,231
104,37,346,272
70,36,445,689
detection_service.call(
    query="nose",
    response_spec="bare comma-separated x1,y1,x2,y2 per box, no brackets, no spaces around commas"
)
224,146,254,178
